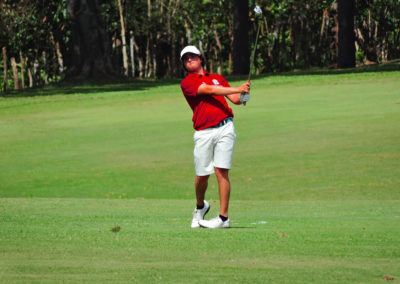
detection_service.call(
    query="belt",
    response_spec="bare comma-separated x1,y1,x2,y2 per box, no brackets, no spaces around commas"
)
209,117,233,128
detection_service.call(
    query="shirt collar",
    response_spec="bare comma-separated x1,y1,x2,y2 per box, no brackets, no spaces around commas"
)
191,71,209,78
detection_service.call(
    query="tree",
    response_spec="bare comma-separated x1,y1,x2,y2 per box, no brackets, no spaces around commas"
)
118,0,129,77
338,0,355,68
232,0,250,75
67,0,114,77
1,0,400,91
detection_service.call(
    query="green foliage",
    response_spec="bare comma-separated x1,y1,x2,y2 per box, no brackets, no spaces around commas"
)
0,0,399,84
356,49,365,63
0,0,70,89
355,0,400,61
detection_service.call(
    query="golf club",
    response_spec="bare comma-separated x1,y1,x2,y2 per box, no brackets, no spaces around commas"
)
242,5,263,106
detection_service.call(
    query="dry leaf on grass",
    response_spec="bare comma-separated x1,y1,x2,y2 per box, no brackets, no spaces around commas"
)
111,225,121,232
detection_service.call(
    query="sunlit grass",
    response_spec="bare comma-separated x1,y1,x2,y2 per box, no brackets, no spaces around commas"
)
0,67,399,282
1,69,399,200
1,198,399,283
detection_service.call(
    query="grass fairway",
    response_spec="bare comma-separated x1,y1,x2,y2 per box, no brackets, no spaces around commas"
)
1,198,399,283
1,66,400,282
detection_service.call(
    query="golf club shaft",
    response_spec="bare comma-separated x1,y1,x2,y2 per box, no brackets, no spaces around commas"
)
248,22,261,82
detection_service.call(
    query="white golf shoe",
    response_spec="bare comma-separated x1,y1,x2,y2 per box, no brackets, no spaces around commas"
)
199,216,230,229
191,200,210,228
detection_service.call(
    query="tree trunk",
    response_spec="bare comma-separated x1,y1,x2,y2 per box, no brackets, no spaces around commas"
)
279,23,288,70
118,0,129,76
2,47,7,91
330,3,339,63
167,0,173,75
272,24,281,70
26,57,33,88
50,31,65,80
167,0,179,76
232,0,249,75
133,40,144,78
55,41,65,79
185,20,192,44
145,0,152,78
338,0,355,68
213,20,223,74
67,0,114,77
228,16,233,75
145,37,151,78
42,51,49,85
33,50,41,87
152,46,157,78
303,21,311,68
10,57,19,90
19,51,25,89
130,31,135,77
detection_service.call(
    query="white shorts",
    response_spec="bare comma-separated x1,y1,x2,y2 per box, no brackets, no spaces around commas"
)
193,121,236,176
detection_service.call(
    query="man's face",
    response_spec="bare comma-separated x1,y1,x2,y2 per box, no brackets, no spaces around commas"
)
183,53,202,73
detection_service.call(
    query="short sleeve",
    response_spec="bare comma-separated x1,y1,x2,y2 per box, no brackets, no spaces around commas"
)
181,75,204,97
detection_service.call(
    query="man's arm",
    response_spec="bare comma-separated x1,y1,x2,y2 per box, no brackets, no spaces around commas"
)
197,82,250,105
226,93,241,105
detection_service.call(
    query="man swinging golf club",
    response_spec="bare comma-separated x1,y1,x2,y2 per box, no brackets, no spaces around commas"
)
180,45,250,229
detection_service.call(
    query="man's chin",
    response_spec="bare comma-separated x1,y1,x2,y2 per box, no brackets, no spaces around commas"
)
188,68,202,74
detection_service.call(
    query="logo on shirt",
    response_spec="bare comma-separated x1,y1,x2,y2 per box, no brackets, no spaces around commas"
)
212,79,220,85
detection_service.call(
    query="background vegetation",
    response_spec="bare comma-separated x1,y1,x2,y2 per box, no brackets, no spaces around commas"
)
1,0,400,92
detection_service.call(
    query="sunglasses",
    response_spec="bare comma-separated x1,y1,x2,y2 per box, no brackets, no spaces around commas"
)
183,54,200,63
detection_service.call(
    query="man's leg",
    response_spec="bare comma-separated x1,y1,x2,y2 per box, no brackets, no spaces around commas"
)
215,168,230,217
191,175,211,228
197,168,230,229
195,175,209,207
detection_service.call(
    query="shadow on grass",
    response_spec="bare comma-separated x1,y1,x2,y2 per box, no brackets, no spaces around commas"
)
1,76,181,98
229,226,257,229
278,60,400,76
2,60,399,98
225,60,400,82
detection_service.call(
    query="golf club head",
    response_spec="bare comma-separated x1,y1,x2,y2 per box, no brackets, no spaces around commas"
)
240,93,250,106
254,6,262,15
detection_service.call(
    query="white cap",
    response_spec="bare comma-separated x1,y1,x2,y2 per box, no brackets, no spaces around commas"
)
180,45,201,60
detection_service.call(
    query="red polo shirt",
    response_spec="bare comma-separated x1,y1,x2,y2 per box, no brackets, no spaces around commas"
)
181,71,234,131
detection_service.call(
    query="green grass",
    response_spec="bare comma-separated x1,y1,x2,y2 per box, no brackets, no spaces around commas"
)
1,70,399,200
1,66,400,282
1,198,399,283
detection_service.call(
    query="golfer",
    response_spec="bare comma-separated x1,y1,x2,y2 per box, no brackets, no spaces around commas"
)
180,45,250,229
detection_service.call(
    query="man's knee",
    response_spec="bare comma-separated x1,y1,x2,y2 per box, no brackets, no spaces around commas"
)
215,168,229,179
196,175,210,183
